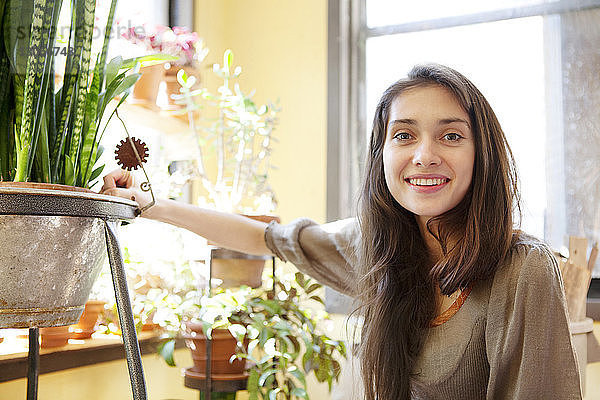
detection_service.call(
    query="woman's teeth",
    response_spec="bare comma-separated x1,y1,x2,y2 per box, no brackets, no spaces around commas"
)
408,178,447,186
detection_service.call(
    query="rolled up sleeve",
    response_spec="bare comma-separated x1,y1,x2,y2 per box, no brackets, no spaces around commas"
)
264,217,360,297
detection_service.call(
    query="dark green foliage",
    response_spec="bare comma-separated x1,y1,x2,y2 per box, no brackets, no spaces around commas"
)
0,0,147,187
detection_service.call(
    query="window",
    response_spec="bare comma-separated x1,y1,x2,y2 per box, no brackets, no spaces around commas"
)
327,0,600,311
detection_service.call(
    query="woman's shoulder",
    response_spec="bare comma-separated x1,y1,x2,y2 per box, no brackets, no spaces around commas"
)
491,231,561,293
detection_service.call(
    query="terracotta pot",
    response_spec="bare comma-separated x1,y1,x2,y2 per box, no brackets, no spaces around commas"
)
210,215,280,288
162,64,199,108
131,64,164,105
141,322,161,332
40,325,71,348
184,322,247,375
0,182,137,328
70,300,106,339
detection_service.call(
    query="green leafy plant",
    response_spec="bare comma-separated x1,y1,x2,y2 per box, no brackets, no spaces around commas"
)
95,238,200,336
241,273,347,400
159,273,347,400
0,0,173,187
172,49,280,213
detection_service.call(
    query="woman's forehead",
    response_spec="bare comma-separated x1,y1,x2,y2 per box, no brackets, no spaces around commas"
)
389,85,468,121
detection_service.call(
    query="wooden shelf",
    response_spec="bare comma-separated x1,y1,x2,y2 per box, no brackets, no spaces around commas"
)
0,330,184,383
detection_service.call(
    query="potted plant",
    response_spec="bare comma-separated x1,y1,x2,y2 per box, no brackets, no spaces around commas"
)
120,23,208,107
69,299,106,339
0,0,159,329
159,273,347,400
172,49,281,287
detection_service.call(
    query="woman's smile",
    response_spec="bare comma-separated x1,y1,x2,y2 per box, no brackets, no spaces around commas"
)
405,174,451,193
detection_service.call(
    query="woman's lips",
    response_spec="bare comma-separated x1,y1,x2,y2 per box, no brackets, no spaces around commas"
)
405,179,450,193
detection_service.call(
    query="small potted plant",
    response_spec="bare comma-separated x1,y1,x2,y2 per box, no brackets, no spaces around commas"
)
172,49,281,287
120,23,208,106
158,273,347,400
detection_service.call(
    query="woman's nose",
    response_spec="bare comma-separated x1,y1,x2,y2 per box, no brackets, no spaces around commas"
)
412,139,441,167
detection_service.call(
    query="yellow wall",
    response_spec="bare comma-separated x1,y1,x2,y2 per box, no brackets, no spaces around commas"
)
193,2,332,399
194,0,328,225
0,349,198,400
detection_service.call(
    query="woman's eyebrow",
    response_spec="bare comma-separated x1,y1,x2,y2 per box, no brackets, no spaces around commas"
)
388,118,417,128
439,118,470,128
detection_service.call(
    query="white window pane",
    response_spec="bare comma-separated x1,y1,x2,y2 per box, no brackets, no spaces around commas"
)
367,0,547,28
365,17,546,238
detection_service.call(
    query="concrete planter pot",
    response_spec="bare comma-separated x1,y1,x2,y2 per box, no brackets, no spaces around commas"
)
0,182,137,329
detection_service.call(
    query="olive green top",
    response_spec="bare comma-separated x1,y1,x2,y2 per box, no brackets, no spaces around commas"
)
264,218,582,399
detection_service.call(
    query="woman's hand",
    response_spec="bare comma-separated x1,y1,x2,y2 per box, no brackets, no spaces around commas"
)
100,169,154,215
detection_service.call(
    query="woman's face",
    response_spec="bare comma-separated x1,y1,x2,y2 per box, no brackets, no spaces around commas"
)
383,85,475,220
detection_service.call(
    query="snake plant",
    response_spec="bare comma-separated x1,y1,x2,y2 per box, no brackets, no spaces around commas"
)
0,0,169,188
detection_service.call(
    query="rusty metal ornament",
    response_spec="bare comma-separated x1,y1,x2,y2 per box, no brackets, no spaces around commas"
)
115,137,149,171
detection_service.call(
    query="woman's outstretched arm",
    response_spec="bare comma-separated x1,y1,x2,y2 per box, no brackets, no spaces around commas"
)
100,169,272,256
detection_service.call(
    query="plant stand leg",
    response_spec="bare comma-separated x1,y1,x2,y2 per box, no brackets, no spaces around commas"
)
26,327,39,400
104,221,147,400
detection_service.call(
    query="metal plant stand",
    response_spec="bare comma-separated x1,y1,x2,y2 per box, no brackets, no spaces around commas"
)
185,248,275,400
0,186,146,400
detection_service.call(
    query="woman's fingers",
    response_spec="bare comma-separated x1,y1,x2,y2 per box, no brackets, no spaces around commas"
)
101,187,140,204
103,186,154,211
100,169,134,193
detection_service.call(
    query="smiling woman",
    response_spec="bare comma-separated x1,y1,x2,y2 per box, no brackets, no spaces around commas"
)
101,63,581,400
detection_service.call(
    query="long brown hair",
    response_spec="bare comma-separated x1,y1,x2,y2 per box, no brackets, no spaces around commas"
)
356,64,521,399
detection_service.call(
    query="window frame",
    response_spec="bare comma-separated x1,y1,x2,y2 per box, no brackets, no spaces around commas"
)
326,0,600,313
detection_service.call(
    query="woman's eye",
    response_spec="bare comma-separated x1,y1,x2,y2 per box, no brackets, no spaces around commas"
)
393,132,412,141
443,132,463,142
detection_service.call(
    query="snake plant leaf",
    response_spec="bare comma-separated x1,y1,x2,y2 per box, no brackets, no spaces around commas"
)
64,154,75,186
3,0,33,74
67,0,95,181
96,0,117,89
35,96,50,183
51,81,76,182
29,0,60,181
0,0,5,29
5,0,33,153
77,0,115,185
55,0,82,154
0,4,13,180
79,58,102,186
15,0,58,181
